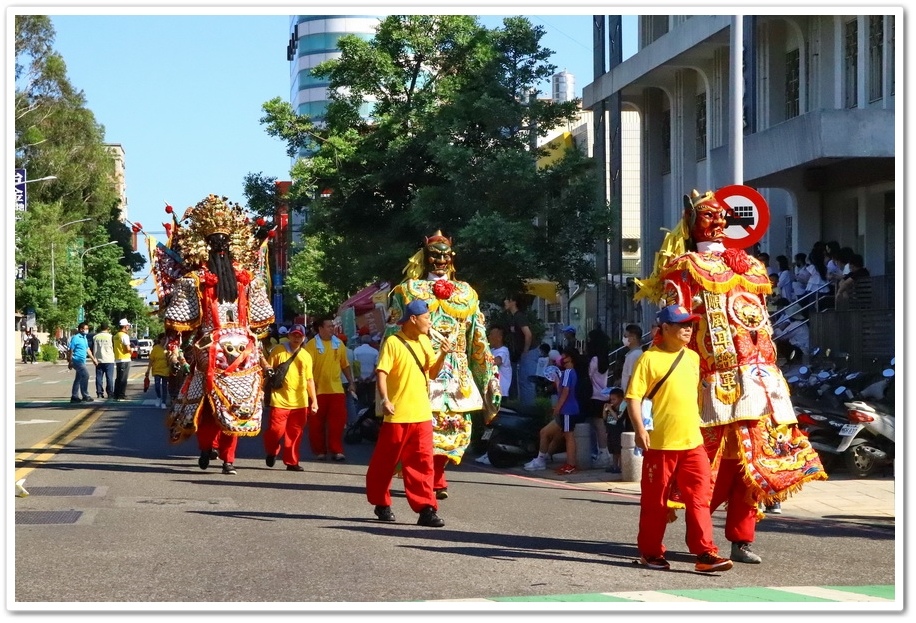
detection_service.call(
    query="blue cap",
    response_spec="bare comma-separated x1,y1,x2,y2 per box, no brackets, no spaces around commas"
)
562,325,576,334
397,299,430,324
656,304,701,325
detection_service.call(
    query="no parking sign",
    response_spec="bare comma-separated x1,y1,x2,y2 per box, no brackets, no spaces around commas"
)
714,184,770,250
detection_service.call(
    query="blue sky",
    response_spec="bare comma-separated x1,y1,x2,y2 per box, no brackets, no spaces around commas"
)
42,11,637,302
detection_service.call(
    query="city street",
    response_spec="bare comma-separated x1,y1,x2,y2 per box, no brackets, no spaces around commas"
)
12,360,897,610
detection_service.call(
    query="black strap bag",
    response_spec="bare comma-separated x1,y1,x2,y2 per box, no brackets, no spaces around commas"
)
268,344,303,390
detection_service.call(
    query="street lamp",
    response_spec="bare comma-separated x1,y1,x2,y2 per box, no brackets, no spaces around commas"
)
50,218,92,304
79,241,118,263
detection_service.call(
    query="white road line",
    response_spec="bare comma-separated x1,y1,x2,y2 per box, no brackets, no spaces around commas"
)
603,591,703,602
774,586,893,602
42,381,61,384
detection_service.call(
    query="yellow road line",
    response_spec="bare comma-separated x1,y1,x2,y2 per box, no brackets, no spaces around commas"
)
14,406,106,481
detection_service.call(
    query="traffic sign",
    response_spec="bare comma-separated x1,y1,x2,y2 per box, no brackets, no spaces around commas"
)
714,184,771,250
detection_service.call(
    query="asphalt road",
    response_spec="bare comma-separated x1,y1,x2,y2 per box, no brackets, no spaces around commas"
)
12,361,896,610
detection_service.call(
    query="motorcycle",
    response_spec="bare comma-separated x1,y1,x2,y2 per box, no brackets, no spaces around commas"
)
834,366,895,478
482,404,546,468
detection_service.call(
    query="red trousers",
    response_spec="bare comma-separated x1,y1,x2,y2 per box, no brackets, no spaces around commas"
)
637,445,717,559
196,406,238,463
263,406,308,466
710,458,758,543
366,420,437,513
308,393,346,455
433,454,449,490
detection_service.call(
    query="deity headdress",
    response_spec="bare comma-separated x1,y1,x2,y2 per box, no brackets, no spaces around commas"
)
402,229,456,280
178,195,263,268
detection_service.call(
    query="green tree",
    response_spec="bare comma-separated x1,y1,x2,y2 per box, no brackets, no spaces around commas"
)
15,15,145,331
259,15,610,305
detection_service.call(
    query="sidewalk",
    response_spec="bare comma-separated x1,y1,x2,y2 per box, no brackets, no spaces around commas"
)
503,459,896,524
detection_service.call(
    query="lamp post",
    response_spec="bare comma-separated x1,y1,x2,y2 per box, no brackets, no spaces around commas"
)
50,218,92,304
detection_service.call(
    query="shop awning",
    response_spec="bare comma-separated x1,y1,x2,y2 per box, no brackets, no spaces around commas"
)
525,279,560,304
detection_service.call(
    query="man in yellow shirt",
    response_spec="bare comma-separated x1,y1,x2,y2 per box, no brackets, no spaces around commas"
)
112,319,133,401
263,324,318,471
305,315,358,461
625,304,732,574
366,299,450,527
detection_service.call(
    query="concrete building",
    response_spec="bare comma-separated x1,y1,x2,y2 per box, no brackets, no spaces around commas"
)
583,14,897,367
104,143,127,221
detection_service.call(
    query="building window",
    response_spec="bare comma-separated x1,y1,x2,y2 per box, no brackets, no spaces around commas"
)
785,49,800,119
695,92,707,159
661,109,671,174
844,19,858,109
889,16,895,95
868,16,884,102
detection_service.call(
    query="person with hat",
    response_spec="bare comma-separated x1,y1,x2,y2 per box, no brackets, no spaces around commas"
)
112,318,133,400
633,189,826,565
277,325,290,345
366,298,451,527
262,323,318,471
625,304,733,573
386,231,501,499
305,315,358,461
91,322,116,399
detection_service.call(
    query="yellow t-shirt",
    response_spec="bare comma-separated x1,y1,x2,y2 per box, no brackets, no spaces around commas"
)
148,344,171,377
376,332,436,424
113,330,132,362
625,345,703,450
304,337,350,395
267,343,314,409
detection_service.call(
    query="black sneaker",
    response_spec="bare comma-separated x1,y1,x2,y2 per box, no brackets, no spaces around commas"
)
417,507,445,528
70,397,82,404
265,454,276,468
639,555,671,571
198,451,210,470
435,488,449,500
286,464,304,472
209,449,219,460
374,505,396,522
82,396,94,402
222,462,237,475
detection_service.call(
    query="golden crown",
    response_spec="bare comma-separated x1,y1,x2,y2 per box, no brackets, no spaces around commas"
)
183,195,246,239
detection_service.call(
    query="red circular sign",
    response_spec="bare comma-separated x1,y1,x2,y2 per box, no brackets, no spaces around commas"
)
714,184,771,249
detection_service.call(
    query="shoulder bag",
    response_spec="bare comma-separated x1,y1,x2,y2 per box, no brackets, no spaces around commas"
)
269,344,303,390
640,349,685,431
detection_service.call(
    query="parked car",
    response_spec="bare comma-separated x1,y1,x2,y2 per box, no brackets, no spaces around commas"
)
137,338,154,359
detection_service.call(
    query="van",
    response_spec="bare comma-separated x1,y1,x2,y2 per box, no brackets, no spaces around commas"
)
137,338,154,359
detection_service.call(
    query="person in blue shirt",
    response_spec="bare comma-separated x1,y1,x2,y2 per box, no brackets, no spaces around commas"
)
523,346,583,475
68,322,98,404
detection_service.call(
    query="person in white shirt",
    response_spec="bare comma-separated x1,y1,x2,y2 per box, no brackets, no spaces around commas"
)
352,328,380,408
619,323,645,393
488,326,512,398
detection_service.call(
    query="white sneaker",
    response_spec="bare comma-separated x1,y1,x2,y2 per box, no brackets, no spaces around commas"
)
523,456,547,471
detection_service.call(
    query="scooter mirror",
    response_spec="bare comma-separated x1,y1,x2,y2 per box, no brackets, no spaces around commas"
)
834,385,847,395
883,368,895,378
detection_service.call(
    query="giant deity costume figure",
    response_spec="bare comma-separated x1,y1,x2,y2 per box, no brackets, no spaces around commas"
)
635,189,826,559
385,231,501,497
151,194,275,473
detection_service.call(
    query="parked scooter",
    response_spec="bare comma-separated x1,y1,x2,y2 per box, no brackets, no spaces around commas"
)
835,366,895,478
483,404,545,468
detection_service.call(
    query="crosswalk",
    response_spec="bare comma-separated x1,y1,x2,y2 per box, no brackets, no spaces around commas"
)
425,585,896,604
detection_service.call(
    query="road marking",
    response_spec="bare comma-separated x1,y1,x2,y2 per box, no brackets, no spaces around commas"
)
42,381,61,385
15,419,60,425
604,591,703,602
14,406,106,481
775,586,894,602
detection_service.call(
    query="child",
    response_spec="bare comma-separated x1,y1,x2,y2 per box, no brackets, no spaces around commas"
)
523,347,582,475
604,387,629,474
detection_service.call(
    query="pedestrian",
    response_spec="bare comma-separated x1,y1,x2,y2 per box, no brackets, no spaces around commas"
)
385,231,501,499
523,346,583,475
503,293,532,401
144,333,171,409
68,322,99,404
625,304,733,573
775,255,796,302
603,387,629,473
488,325,512,399
91,322,115,399
792,252,810,300
584,328,613,469
112,318,133,400
22,327,38,363
262,323,318,471
835,253,870,303
305,315,358,462
352,327,380,409
366,298,450,527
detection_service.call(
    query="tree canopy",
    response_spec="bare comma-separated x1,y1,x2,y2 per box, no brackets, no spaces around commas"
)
256,15,612,311
15,15,148,333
